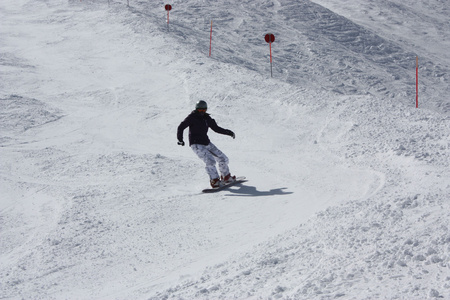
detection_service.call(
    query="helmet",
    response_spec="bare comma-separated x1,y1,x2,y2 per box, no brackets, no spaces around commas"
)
195,100,208,110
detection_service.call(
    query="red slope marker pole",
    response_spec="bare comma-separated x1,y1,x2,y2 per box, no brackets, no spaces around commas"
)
165,4,172,31
416,56,419,108
209,20,213,57
265,33,275,78
269,42,273,77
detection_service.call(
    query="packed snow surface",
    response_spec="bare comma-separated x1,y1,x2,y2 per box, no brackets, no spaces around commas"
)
1,0,449,299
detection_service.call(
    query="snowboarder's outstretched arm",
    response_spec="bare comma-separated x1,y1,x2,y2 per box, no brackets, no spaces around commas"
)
208,117,235,139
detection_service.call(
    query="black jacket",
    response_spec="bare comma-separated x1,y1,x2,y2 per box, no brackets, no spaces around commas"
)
177,111,233,146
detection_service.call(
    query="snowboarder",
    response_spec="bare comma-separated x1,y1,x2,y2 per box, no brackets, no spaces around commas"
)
177,100,236,188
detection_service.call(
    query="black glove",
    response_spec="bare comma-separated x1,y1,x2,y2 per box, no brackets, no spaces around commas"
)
226,130,235,139
178,141,185,146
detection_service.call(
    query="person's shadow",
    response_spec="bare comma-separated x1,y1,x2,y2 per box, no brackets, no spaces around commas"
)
225,182,293,197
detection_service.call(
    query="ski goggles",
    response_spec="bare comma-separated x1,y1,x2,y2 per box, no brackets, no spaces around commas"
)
197,108,207,112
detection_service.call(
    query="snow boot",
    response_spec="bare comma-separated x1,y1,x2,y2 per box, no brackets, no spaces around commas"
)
210,178,222,188
221,173,236,184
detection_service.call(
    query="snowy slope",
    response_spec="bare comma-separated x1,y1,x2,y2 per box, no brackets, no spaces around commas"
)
1,0,449,299
159,0,449,113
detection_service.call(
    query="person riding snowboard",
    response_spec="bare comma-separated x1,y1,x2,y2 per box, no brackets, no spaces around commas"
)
177,100,236,188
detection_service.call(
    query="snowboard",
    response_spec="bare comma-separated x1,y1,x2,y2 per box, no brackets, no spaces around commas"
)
202,176,247,193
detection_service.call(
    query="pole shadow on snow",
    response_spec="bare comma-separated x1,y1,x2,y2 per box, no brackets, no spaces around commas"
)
225,183,293,197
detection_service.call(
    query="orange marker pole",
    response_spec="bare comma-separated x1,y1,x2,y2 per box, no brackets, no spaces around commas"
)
269,42,273,77
209,20,213,57
416,56,419,108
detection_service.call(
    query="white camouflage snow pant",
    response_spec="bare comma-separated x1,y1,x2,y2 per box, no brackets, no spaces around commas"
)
191,143,230,180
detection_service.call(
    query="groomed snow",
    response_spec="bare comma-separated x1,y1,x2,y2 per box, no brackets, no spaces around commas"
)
1,0,449,299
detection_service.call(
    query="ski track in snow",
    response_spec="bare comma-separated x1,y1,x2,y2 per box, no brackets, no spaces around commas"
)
1,0,449,299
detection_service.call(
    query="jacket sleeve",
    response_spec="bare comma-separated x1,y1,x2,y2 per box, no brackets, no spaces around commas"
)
177,115,190,142
208,116,233,136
